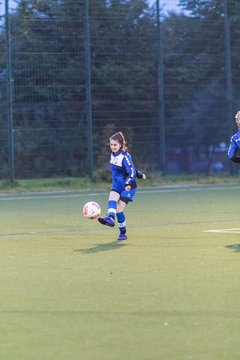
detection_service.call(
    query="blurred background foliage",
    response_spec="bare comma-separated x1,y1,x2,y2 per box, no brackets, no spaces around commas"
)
0,0,239,180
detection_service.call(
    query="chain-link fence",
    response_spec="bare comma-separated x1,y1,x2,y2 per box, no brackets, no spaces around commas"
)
0,0,239,180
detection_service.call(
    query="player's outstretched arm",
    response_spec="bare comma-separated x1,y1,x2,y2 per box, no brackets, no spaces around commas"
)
136,169,146,180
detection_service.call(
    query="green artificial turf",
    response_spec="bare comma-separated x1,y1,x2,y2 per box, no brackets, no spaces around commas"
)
0,185,240,360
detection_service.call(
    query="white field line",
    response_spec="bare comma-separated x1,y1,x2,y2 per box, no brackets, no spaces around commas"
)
0,193,103,201
204,228,240,234
0,184,240,201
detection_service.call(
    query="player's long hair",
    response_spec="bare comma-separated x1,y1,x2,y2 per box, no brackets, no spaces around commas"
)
109,132,128,151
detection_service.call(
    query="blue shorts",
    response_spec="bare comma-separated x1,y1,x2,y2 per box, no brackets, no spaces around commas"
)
112,187,137,203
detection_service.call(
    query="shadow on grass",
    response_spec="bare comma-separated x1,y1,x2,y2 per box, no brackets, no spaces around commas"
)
225,244,240,253
74,241,126,254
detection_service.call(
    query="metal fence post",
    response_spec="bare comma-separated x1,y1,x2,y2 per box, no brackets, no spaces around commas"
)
156,0,165,174
84,0,93,179
223,0,234,174
5,0,15,182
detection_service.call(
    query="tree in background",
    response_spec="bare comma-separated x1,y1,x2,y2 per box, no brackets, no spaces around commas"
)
1,0,240,178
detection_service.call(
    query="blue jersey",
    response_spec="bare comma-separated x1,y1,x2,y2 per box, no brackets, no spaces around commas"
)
110,150,137,193
228,130,240,163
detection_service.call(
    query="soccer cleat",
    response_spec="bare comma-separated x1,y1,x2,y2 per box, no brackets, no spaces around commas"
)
98,216,115,227
117,233,127,241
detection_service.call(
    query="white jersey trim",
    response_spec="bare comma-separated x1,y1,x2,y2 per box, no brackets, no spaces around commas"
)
110,153,124,167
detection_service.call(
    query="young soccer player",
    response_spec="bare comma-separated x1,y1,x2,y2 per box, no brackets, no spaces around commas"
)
98,131,146,241
228,111,240,163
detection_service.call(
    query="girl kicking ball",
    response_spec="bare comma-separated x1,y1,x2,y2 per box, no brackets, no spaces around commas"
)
98,131,146,241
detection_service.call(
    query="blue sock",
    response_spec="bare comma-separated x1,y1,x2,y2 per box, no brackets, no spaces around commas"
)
108,200,117,219
117,212,126,234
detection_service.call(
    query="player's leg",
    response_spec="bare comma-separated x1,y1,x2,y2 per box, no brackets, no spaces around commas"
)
116,188,136,240
116,199,127,240
98,190,120,227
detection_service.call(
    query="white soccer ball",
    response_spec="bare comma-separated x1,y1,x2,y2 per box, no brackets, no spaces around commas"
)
83,201,101,220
